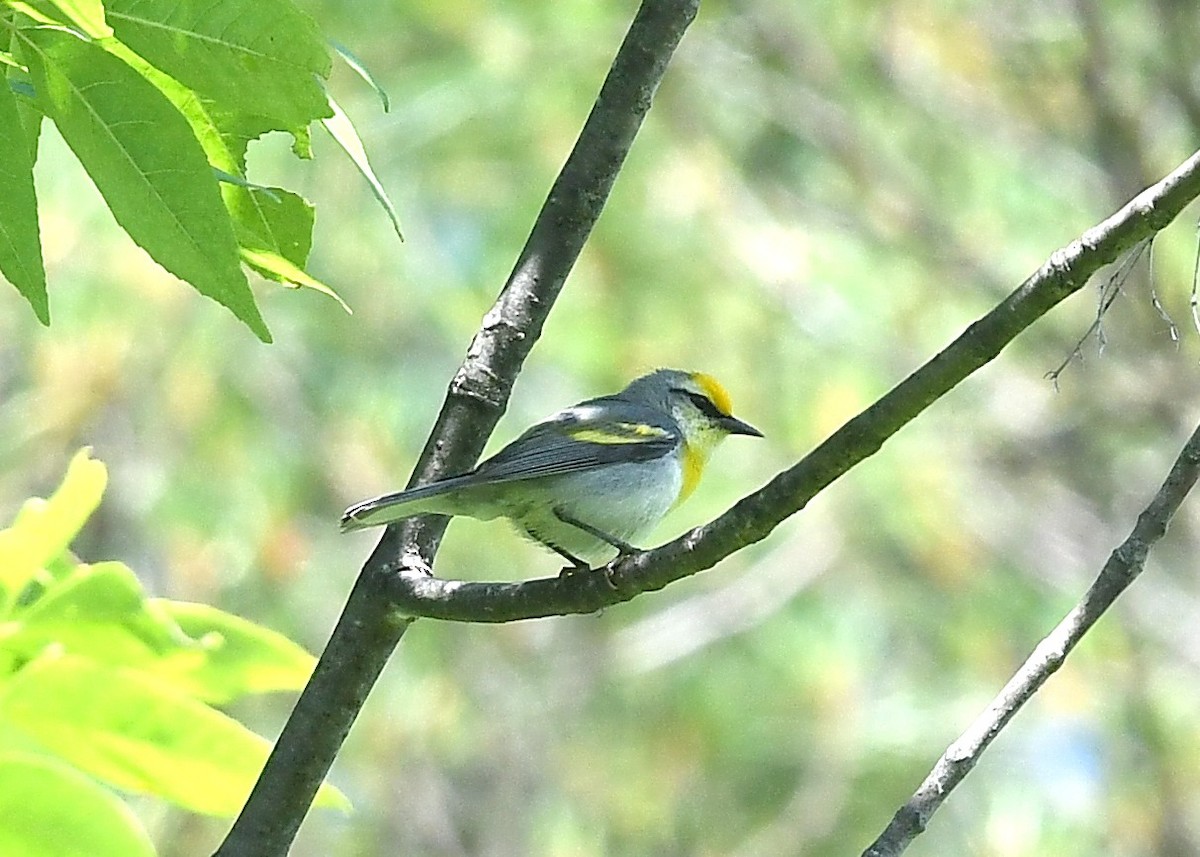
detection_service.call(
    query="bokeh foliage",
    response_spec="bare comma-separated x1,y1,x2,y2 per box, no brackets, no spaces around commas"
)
0,450,342,855
4,0,1200,855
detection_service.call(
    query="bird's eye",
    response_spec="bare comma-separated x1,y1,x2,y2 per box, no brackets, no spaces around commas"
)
682,390,726,419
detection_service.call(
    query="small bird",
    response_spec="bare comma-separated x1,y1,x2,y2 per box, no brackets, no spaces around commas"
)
340,369,762,569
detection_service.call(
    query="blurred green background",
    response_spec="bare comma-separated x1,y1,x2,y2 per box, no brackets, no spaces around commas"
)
5,0,1200,854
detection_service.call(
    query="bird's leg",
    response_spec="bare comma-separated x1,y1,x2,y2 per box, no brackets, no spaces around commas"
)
552,507,637,555
548,542,592,575
551,508,636,590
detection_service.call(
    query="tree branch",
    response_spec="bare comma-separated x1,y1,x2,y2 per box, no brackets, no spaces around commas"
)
861,418,1200,857
214,2,700,855
385,148,1200,622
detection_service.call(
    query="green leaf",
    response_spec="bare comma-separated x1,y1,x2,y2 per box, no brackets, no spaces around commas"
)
202,99,292,168
0,60,47,324
90,43,317,269
5,0,59,26
0,561,316,702
330,39,389,112
9,79,43,164
0,654,350,816
0,449,106,609
97,36,243,171
213,169,280,197
322,93,403,241
290,123,313,159
0,751,156,857
1,562,195,674
154,600,316,702
220,181,348,308
97,25,309,175
17,26,271,341
240,247,351,314
105,0,331,130
44,0,112,38
227,184,313,269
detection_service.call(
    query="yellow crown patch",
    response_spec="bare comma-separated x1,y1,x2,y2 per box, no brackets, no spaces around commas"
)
690,372,733,416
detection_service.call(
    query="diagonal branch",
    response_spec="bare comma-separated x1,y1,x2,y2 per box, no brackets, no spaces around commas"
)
385,149,1200,623
861,418,1200,857
214,2,700,855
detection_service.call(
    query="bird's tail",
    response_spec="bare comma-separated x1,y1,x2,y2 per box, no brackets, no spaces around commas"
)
339,474,478,531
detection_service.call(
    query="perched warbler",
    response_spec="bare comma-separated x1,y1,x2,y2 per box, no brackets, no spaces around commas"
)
340,369,762,569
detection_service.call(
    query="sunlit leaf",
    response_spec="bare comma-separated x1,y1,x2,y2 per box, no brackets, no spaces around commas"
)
0,654,350,816
154,600,316,702
5,1,58,26
0,449,105,609
240,247,351,314
0,752,155,857
2,562,194,672
44,0,112,37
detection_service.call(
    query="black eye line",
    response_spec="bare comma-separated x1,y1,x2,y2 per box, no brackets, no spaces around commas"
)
674,387,725,419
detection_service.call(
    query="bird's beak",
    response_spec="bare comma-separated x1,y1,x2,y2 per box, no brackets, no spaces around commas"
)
720,415,763,437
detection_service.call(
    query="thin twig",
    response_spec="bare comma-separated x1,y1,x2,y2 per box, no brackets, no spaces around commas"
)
385,149,1200,623
1146,238,1179,343
861,419,1200,857
1190,220,1200,335
213,3,700,855
1045,236,1151,385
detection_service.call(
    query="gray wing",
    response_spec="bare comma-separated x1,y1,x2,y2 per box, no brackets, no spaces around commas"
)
467,397,680,484
339,397,680,530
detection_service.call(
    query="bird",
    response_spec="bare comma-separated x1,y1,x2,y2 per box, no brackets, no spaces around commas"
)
340,369,762,569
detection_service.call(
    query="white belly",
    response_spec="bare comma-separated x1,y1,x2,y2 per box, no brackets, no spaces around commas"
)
509,453,683,564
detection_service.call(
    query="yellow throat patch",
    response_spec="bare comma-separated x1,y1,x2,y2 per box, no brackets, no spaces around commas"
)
673,373,738,507
676,443,706,506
